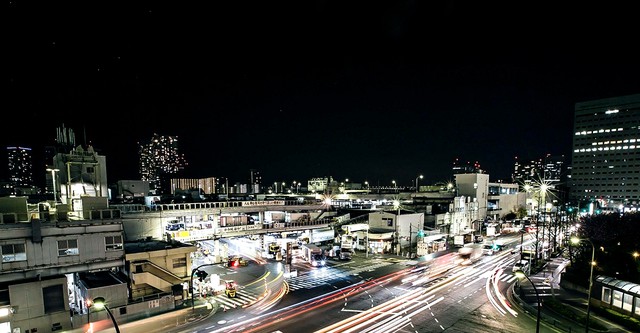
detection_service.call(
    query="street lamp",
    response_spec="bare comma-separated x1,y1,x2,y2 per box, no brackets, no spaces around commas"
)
392,180,396,193
92,297,120,333
415,175,423,193
571,237,595,333
514,269,541,333
364,181,369,192
46,168,60,203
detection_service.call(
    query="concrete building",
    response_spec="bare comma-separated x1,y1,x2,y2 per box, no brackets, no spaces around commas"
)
570,93,640,212
487,182,523,220
0,196,124,333
0,194,198,333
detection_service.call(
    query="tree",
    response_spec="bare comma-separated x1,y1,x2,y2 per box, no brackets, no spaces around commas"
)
569,212,640,283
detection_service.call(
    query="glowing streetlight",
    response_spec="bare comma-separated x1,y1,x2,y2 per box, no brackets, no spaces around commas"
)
571,236,595,333
415,175,423,193
392,180,397,193
514,270,541,333
92,297,120,333
46,168,60,203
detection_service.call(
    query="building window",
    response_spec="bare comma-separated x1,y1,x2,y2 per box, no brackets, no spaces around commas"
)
43,285,65,313
383,218,393,227
58,239,79,256
173,257,187,268
622,293,633,312
105,235,123,251
1,243,26,262
612,290,623,308
602,287,611,304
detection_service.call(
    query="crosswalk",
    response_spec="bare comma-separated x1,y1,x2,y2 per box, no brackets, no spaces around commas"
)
287,261,395,291
497,272,519,284
209,288,261,310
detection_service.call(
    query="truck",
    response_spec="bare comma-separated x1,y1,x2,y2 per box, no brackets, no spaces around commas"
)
457,243,483,265
338,234,354,260
310,228,335,244
302,243,326,267
453,233,473,247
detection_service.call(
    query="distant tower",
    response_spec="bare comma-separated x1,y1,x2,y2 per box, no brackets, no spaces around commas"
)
249,169,262,193
6,146,34,194
452,158,484,175
138,133,187,195
512,156,544,185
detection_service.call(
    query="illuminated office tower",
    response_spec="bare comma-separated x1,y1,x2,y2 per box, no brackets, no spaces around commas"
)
570,93,640,212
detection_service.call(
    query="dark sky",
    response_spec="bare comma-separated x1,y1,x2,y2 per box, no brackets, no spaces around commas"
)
6,1,640,188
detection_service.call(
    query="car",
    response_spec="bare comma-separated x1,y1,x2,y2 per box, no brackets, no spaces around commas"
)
227,256,248,267
512,260,530,273
482,244,494,256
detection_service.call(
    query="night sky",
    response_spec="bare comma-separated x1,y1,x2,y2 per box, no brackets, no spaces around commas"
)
6,1,640,188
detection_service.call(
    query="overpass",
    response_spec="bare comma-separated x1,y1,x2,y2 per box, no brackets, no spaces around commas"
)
112,199,333,243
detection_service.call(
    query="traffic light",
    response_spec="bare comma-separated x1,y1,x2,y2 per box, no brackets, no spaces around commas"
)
196,270,208,282
417,230,424,237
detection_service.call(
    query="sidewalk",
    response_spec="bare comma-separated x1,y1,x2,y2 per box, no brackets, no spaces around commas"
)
510,253,632,333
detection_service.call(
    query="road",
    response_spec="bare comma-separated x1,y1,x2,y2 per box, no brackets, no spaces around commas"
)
164,234,557,333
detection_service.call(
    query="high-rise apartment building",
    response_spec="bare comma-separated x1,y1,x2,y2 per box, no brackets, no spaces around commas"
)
249,169,261,193
6,146,34,194
138,133,187,194
569,93,640,211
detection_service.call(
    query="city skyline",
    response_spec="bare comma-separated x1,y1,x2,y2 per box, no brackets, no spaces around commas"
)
6,2,640,187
